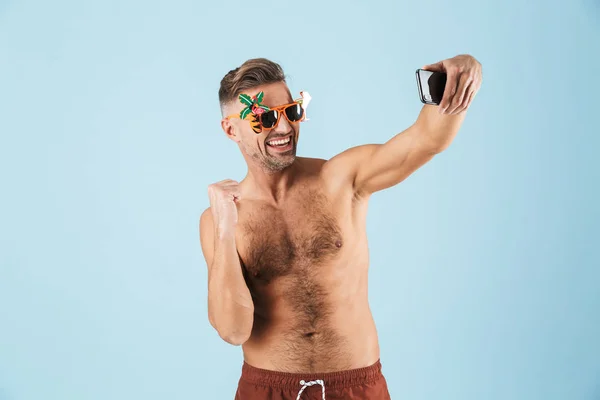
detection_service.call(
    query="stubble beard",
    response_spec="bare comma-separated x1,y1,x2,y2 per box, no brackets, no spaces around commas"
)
241,137,297,173
263,140,296,172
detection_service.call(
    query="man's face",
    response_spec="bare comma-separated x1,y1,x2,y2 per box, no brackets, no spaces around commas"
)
223,81,300,173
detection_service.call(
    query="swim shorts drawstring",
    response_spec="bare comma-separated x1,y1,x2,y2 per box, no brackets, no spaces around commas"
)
296,379,325,400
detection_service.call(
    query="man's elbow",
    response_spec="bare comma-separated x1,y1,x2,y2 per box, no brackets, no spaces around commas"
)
431,140,452,154
209,314,252,346
218,327,252,346
424,131,456,154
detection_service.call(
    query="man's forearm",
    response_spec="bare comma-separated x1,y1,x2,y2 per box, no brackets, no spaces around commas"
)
415,104,466,153
208,233,254,346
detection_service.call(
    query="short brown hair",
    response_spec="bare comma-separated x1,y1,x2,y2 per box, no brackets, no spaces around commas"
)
218,58,286,111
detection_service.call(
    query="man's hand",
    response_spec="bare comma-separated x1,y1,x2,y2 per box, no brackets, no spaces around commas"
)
208,179,240,238
422,54,483,115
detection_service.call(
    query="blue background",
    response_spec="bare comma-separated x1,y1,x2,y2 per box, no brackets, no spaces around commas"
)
1,0,599,399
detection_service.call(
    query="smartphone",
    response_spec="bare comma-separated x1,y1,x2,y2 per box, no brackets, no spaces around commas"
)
416,69,447,105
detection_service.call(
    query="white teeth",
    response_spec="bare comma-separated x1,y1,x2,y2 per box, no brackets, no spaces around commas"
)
267,137,291,146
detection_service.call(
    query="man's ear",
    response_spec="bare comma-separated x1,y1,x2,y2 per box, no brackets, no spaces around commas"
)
221,118,241,143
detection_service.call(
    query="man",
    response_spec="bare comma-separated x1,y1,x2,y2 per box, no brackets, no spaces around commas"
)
199,55,482,399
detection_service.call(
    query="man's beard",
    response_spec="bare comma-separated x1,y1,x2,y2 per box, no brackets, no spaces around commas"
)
263,139,296,172
242,138,297,173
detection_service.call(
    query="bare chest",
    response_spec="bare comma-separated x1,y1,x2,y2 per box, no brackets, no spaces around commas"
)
236,193,344,283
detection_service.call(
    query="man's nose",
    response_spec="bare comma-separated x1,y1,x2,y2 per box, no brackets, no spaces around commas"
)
273,114,292,132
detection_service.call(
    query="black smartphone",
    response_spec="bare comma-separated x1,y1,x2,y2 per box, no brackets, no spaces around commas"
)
416,69,447,105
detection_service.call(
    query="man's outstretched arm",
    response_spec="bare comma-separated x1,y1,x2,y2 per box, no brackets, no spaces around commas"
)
324,54,482,196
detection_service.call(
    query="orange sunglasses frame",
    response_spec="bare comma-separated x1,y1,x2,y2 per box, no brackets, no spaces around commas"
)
225,97,306,131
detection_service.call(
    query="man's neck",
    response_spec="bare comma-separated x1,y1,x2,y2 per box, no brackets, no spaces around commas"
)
244,160,300,204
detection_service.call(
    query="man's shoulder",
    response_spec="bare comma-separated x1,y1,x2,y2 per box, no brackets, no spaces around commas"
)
296,156,327,170
295,157,358,200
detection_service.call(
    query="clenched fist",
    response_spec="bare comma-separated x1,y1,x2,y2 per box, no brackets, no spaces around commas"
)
208,179,241,236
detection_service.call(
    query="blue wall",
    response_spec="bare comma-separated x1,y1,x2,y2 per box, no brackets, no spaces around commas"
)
1,0,598,398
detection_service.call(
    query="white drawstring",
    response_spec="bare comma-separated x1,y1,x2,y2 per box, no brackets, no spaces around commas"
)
296,379,325,400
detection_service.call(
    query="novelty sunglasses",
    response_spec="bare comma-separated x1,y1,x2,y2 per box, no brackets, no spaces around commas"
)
225,91,311,133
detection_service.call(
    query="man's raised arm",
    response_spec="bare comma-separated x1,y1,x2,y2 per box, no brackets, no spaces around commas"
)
323,54,482,197
200,180,254,346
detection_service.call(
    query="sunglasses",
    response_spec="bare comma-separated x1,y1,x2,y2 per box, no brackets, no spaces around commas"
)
225,98,306,133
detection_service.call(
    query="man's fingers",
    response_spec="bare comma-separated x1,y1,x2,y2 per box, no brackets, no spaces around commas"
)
427,54,482,114
208,180,241,201
465,90,475,111
422,61,444,72
212,180,240,189
439,70,458,112
457,83,476,113
227,186,241,195
470,77,482,106
218,179,239,186
457,75,481,114
448,77,472,114
215,190,241,204
447,73,471,114
223,187,241,200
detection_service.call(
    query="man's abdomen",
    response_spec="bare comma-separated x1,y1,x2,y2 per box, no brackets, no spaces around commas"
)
242,299,379,374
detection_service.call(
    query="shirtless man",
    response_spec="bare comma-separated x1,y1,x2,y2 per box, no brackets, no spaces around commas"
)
199,55,482,399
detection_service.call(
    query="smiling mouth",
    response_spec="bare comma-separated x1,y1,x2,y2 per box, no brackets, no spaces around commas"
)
266,135,292,148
